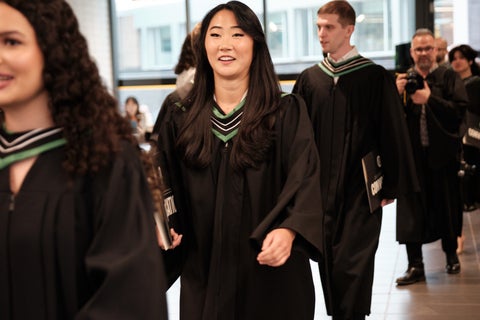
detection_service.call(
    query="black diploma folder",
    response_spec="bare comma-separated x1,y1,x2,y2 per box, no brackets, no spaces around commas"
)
361,150,384,213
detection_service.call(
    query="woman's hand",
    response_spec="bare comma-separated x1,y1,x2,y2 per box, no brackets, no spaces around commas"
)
257,228,296,267
156,227,183,250
381,199,395,207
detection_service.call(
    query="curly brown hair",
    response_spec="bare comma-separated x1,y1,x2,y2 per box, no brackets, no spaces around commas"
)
3,0,134,175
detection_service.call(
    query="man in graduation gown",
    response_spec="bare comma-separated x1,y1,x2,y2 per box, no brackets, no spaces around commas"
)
293,1,418,319
394,28,468,285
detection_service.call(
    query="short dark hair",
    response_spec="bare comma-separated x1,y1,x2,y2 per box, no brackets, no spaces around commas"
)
449,44,480,76
317,0,356,27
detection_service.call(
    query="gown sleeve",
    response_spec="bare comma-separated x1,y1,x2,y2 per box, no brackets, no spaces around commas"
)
424,68,468,168
75,142,168,320
154,104,187,288
376,67,420,198
250,94,324,261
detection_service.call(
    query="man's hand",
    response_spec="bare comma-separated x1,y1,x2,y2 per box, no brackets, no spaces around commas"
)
396,73,407,95
410,80,431,105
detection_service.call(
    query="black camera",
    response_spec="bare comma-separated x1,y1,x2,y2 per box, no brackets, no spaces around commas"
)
405,71,424,94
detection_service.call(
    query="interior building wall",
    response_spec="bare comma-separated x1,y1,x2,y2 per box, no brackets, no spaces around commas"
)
66,0,114,92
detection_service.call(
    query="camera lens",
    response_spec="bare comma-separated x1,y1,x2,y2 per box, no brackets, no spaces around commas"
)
405,71,424,94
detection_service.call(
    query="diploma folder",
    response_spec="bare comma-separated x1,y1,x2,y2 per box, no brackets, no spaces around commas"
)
141,140,174,249
361,150,384,213
463,111,480,149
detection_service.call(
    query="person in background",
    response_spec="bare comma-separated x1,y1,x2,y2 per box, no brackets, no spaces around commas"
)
152,23,201,136
293,1,418,319
124,95,146,142
0,0,168,319
174,22,201,100
156,1,323,319
449,44,480,252
395,28,468,285
435,37,450,67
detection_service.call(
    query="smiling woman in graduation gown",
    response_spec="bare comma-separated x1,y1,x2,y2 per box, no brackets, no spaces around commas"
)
156,2,323,320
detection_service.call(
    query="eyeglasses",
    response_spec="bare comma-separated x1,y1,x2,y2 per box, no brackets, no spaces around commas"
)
413,46,434,54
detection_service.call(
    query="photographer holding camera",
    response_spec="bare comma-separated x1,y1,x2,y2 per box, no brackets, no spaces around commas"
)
395,28,469,285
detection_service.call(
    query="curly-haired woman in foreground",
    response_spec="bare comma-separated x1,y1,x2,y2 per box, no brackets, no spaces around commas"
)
0,0,168,318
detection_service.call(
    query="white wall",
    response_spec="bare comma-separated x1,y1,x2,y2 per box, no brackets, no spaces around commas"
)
66,0,114,92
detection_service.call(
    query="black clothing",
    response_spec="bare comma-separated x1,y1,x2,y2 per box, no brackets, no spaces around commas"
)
157,94,323,320
395,264,426,286
461,75,480,206
0,142,168,319
396,66,468,245
152,90,182,138
293,58,418,319
464,75,480,116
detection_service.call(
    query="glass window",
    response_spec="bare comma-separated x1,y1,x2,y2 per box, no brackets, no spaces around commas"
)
117,15,141,71
113,0,415,80
434,0,453,44
114,0,186,79
145,25,172,68
266,11,288,60
188,0,263,26
265,0,414,72
294,7,323,58
351,0,388,53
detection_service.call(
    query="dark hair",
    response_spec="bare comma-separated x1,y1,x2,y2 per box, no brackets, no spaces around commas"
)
176,1,281,170
318,0,356,27
448,44,480,76
174,33,197,75
3,0,134,175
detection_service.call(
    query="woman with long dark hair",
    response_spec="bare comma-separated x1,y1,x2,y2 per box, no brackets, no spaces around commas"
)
157,1,323,319
449,44,480,252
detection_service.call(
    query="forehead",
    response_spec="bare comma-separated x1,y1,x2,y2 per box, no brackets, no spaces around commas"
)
317,13,340,25
0,2,33,33
435,38,447,47
209,9,238,28
412,35,434,47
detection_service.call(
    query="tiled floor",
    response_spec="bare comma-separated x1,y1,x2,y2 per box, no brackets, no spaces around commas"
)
166,203,480,319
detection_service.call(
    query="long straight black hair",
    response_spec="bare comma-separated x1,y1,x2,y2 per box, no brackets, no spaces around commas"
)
176,1,282,170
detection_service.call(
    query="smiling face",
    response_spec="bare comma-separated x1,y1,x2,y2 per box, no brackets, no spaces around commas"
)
0,2,47,116
316,13,354,60
204,9,254,83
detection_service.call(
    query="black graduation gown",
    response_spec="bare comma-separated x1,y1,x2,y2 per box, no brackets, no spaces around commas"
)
0,142,168,320
157,94,323,320
293,63,418,318
152,90,182,137
462,76,480,204
396,66,468,243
